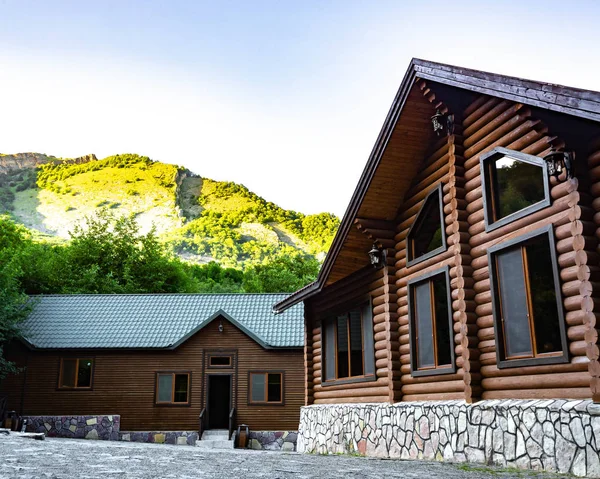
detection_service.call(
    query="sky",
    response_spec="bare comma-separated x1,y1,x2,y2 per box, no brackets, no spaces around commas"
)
0,0,598,218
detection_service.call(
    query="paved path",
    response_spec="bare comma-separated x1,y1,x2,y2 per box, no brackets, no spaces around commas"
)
0,435,577,478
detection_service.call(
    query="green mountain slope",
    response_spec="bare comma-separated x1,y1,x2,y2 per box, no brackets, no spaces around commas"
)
0,153,339,268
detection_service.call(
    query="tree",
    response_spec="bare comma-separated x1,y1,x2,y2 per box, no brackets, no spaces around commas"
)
60,210,200,294
0,216,31,378
242,252,320,293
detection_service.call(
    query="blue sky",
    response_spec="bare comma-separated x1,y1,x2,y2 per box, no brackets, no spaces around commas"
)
0,1,598,217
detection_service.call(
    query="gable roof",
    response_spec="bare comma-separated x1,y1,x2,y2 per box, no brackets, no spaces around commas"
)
22,294,304,350
274,58,600,313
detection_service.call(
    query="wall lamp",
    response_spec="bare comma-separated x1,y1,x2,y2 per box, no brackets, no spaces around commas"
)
431,109,454,136
543,149,575,181
218,321,224,333
368,244,386,268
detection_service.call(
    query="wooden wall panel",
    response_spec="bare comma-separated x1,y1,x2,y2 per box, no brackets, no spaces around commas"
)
585,139,600,402
460,94,593,400
0,319,304,431
394,133,468,402
307,264,396,404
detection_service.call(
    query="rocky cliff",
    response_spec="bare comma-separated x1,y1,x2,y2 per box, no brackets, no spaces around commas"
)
0,153,97,174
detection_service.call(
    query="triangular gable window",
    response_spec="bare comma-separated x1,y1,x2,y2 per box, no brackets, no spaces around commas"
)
407,184,446,266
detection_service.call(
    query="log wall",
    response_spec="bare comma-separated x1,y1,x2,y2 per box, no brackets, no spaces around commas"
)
457,94,592,400
304,82,598,405
586,138,600,402
393,133,470,402
307,257,398,404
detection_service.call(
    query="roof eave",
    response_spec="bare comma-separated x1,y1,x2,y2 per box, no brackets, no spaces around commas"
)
273,60,420,313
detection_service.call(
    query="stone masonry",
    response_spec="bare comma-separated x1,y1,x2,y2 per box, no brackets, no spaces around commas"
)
24,415,120,440
298,400,600,477
23,415,197,445
248,431,297,451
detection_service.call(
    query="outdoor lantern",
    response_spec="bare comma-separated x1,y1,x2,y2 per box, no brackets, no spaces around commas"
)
431,109,445,135
430,110,454,136
218,321,224,333
542,149,575,181
368,244,385,268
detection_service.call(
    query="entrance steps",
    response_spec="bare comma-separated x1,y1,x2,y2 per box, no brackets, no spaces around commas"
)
196,429,234,450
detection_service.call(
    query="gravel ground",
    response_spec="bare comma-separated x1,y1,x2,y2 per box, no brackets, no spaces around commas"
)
0,435,578,479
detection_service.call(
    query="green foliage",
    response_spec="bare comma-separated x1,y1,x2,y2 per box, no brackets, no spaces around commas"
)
3,152,339,296
189,262,244,293
170,178,339,267
242,252,320,293
0,216,32,378
57,211,199,294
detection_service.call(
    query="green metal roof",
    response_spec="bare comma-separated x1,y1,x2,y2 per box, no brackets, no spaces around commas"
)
21,294,304,350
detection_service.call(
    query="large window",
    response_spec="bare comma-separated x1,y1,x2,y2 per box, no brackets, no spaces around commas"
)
481,147,550,231
407,268,455,376
156,372,190,405
249,372,283,404
59,358,94,389
322,301,375,384
488,226,568,368
407,184,446,266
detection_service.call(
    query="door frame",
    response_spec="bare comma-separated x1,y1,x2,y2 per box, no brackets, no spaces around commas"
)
206,373,233,429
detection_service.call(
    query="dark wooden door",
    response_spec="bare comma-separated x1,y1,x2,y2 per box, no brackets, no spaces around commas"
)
207,375,231,429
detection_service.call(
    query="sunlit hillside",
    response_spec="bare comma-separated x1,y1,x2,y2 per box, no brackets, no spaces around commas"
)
0,153,339,268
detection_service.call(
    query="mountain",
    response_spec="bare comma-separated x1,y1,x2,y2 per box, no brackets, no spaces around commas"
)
0,153,339,268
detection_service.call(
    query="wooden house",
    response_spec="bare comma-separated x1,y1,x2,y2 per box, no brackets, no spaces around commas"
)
0,294,304,439
274,60,600,474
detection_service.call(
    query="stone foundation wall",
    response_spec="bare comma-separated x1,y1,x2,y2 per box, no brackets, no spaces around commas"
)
298,400,600,477
120,431,198,445
24,415,120,440
248,431,297,451
23,415,198,445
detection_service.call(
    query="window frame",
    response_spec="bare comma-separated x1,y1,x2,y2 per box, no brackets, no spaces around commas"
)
406,183,447,267
481,147,551,233
333,309,365,380
320,298,376,387
57,357,95,390
488,225,569,369
247,371,285,406
207,354,233,369
155,371,191,406
407,266,456,377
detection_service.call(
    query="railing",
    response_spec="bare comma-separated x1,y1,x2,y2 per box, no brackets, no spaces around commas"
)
228,407,236,440
198,408,206,440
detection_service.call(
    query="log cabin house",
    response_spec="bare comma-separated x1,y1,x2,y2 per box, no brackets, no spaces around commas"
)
0,293,304,441
274,59,600,475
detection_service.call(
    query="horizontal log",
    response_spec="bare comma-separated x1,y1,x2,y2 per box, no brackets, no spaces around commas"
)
314,396,390,404
481,388,591,400
401,379,464,395
402,392,466,402
480,360,588,378
481,371,590,390
314,385,392,400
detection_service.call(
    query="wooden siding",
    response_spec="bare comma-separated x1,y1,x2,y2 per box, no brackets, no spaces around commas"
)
458,93,592,401
0,318,303,431
307,257,398,404
304,78,599,405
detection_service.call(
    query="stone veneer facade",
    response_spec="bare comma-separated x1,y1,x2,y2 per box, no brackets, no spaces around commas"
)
248,431,298,451
298,400,600,477
24,415,198,445
25,415,120,440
